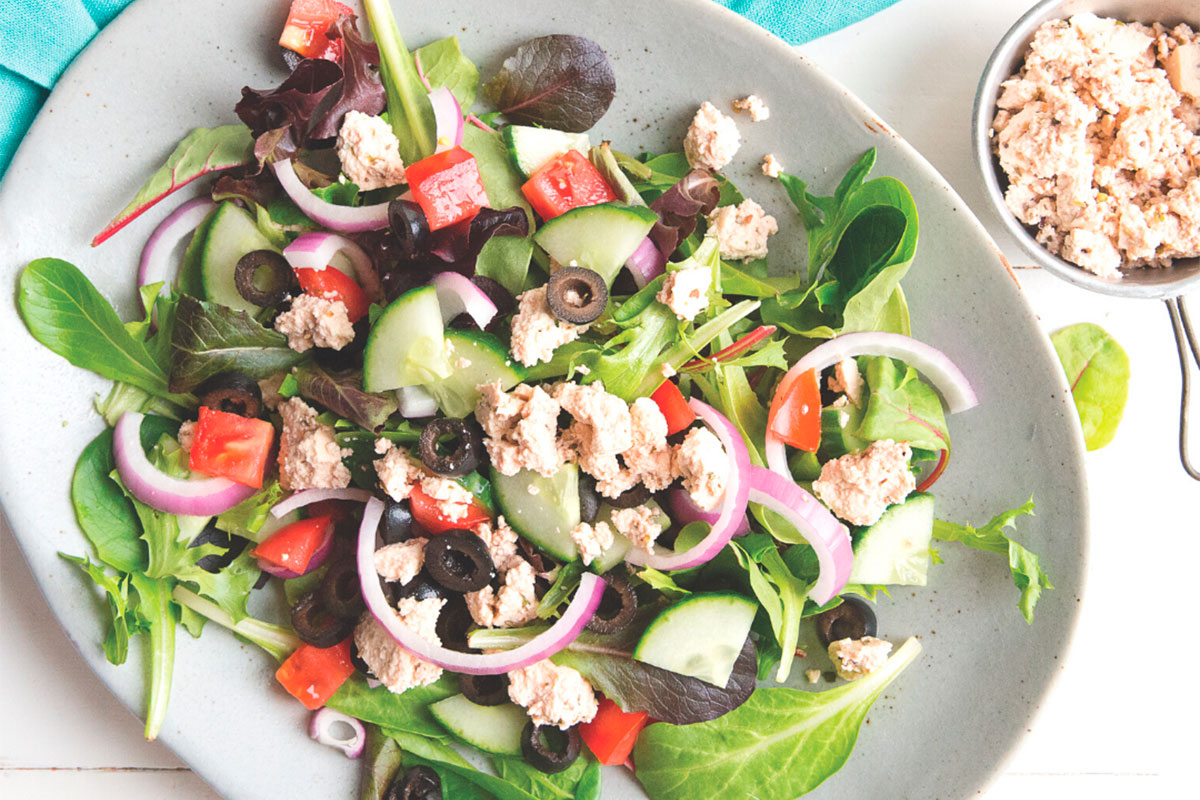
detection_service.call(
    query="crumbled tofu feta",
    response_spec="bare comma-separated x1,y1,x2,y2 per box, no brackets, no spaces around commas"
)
707,199,778,261
601,397,676,496
277,398,352,491
827,636,893,681
473,516,520,572
683,101,741,171
761,153,783,178
373,439,423,502
258,373,285,411
420,476,475,522
673,426,730,512
569,520,614,566
732,94,770,121
353,597,444,693
374,538,427,585
556,382,633,483
656,266,711,322
465,557,539,628
610,505,663,552
805,668,822,684
176,420,197,455
336,110,407,191
812,439,915,526
510,286,586,367
274,293,355,353
475,382,563,477
828,358,864,405
508,659,599,730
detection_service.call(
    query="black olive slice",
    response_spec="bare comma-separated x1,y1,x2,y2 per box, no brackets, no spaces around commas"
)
459,672,510,706
291,590,355,648
313,317,370,371
234,249,292,308
521,722,581,774
197,371,264,418
577,473,600,524
435,592,477,653
384,764,443,800
585,569,637,634
378,500,417,545
605,482,651,509
349,642,375,679
388,199,430,260
188,523,249,573
319,559,365,620
397,573,447,603
814,595,878,647
418,418,483,477
546,266,608,325
424,531,495,592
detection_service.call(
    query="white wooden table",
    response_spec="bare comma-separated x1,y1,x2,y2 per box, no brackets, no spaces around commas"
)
1,0,1195,796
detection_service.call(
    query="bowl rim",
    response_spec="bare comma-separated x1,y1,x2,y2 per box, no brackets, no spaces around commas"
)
971,0,1200,301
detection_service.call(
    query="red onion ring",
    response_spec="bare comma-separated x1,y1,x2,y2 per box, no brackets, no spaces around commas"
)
356,497,605,674
397,386,438,418
308,708,366,759
269,487,375,519
624,400,751,571
282,232,383,303
112,412,257,516
431,271,498,328
666,488,750,537
428,87,464,152
272,160,390,233
624,237,666,289
137,196,215,311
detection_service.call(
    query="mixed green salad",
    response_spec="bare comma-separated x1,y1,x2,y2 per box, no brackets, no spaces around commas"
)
15,2,1053,799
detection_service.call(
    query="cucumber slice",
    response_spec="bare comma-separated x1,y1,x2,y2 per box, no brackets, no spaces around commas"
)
363,285,452,392
177,205,218,298
633,592,757,687
491,463,581,561
818,403,869,461
200,202,278,313
849,492,935,586
532,203,658,287
423,330,524,418
503,125,591,177
429,694,528,756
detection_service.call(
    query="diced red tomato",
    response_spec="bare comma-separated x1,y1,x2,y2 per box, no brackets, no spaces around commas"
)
649,380,695,436
579,697,650,766
275,637,354,710
405,146,490,231
251,515,333,574
294,266,369,322
767,368,821,452
521,150,617,220
279,0,353,61
188,407,275,488
408,484,490,534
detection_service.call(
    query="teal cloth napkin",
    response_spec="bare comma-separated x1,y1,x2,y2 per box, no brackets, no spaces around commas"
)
0,0,901,180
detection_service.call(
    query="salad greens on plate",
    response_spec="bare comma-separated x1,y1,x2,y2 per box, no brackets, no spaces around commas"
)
14,1,1051,798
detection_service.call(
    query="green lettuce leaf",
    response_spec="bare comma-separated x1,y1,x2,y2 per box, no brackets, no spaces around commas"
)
415,36,479,108
1051,322,1130,450
855,356,950,451
328,675,458,739
475,235,534,296
71,427,146,574
462,124,535,224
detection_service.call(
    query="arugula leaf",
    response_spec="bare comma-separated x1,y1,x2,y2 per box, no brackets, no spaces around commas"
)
730,535,810,682
91,125,252,246
168,294,307,393
462,125,535,225
294,364,397,431
485,35,616,132
171,586,299,662
476,235,534,296
537,561,585,618
328,675,458,739
1051,322,1130,450
415,36,480,108
129,572,178,741
18,259,183,402
363,0,436,163
60,553,140,665
932,497,1051,623
636,567,692,598
633,637,923,800
213,481,286,543
855,356,950,451
71,427,146,574
590,143,645,206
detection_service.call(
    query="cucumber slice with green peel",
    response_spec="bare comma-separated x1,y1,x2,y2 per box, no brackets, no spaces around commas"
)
532,203,658,287
177,205,218,298
503,125,591,177
423,329,524,418
849,492,935,586
429,694,528,756
633,592,757,687
200,202,279,313
818,403,869,461
491,463,581,561
363,286,452,392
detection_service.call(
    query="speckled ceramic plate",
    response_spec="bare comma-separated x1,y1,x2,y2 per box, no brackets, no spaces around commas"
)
0,1,1088,798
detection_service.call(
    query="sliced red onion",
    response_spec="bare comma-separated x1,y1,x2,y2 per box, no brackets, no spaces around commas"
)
137,196,215,311
272,160,390,233
269,487,375,519
397,386,438,418
431,272,498,328
667,488,750,537
257,519,335,579
428,87,464,152
113,412,257,516
765,332,979,476
625,400,751,571
357,497,605,674
309,708,366,759
625,237,666,289
282,232,383,302
746,465,853,605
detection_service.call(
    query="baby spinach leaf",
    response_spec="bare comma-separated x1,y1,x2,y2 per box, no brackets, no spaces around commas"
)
462,125,535,225
18,259,181,401
485,35,616,132
633,637,923,800
361,732,404,800
363,0,436,163
1050,322,1130,450
91,125,252,246
168,294,307,393
329,675,457,739
294,364,397,432
855,356,950,451
494,755,595,800
476,235,534,296
574,760,602,800
390,730,541,800
933,497,1051,623
415,36,480,108
71,427,146,574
